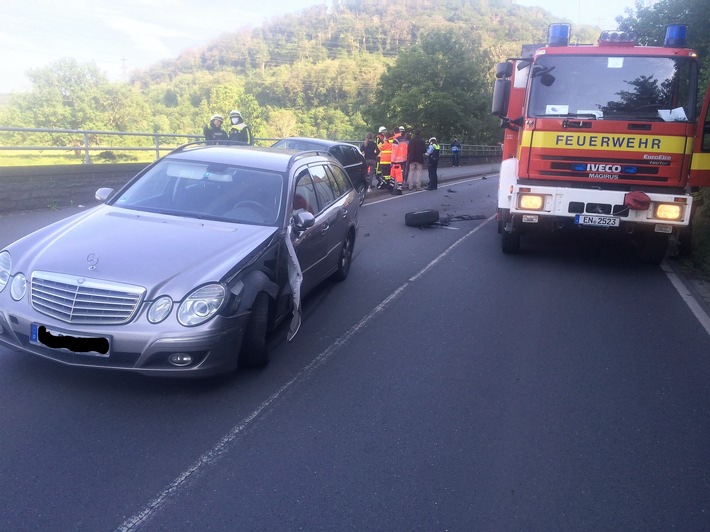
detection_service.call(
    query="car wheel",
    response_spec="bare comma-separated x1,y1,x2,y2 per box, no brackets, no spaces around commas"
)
334,232,354,281
405,209,439,227
238,292,269,369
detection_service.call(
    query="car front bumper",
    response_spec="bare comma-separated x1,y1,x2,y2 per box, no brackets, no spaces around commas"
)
0,297,250,377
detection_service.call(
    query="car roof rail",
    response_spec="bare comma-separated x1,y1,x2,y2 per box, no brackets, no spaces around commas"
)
168,140,250,155
286,150,335,170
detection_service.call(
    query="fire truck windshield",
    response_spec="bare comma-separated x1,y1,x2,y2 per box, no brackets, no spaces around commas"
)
527,55,697,122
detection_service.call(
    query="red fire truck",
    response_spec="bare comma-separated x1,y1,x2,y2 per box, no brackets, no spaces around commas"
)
492,24,710,263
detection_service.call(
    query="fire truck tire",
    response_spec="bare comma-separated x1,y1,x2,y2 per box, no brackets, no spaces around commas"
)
501,229,520,254
405,209,439,227
677,227,693,257
639,234,668,265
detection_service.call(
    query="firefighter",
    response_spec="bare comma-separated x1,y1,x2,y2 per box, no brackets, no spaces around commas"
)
377,131,394,190
390,131,409,194
375,126,386,181
203,114,228,144
227,110,253,145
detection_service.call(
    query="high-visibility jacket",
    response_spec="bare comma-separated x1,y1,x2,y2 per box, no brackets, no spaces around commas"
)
393,138,408,164
228,123,253,145
379,138,393,166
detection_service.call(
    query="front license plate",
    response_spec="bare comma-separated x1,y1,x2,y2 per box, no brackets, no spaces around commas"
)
30,323,110,357
574,214,620,227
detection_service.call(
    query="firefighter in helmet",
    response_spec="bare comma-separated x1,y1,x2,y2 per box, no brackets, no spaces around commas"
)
227,110,253,145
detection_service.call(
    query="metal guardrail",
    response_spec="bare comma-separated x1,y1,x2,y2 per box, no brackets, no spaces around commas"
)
0,127,205,164
0,127,501,164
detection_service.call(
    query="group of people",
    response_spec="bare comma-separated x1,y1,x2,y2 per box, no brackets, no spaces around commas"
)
202,115,454,194
361,126,442,194
203,110,253,145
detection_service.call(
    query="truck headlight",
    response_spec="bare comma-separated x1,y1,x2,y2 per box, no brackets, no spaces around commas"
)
178,284,226,327
655,203,682,221
519,194,545,211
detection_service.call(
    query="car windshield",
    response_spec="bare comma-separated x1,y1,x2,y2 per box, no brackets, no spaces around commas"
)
112,159,285,226
527,55,697,122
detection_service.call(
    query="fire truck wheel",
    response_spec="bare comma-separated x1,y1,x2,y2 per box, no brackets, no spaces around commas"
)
639,234,668,265
677,227,693,257
501,228,520,254
405,209,439,227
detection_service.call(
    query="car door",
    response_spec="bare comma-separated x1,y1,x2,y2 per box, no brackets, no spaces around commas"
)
307,163,344,278
331,144,366,192
290,169,330,295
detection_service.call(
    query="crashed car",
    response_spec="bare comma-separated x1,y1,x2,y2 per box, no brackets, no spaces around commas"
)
271,137,368,205
0,143,359,376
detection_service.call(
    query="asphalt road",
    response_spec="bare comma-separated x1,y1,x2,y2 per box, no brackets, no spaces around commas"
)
1,171,709,530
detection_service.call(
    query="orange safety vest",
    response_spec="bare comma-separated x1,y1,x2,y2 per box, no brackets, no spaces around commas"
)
379,138,393,166
393,139,408,164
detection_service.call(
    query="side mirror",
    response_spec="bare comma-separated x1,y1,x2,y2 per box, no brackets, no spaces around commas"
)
491,79,511,118
495,61,513,79
292,210,315,231
95,188,114,202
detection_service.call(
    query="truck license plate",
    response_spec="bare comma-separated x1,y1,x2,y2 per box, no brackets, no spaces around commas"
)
574,215,620,227
30,323,110,357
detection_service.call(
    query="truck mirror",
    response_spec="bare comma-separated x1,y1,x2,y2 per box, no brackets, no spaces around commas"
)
491,79,510,118
495,62,513,79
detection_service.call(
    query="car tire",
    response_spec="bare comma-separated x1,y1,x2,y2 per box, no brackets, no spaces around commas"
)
334,232,354,281
404,209,439,227
238,292,269,369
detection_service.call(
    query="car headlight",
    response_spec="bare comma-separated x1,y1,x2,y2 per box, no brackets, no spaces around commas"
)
178,284,226,327
10,273,27,301
148,296,173,324
0,251,11,293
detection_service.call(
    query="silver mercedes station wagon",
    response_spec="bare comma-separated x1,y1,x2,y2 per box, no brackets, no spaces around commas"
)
0,144,359,376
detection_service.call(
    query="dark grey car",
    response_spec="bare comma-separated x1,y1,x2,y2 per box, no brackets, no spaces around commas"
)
0,144,359,376
271,137,368,205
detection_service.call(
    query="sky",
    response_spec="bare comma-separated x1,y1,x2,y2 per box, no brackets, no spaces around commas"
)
1,0,640,94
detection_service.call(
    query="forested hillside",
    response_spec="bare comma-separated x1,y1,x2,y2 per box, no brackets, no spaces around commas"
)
1,0,706,154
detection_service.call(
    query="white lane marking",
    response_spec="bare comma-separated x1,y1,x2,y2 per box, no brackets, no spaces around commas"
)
116,216,495,532
661,262,710,337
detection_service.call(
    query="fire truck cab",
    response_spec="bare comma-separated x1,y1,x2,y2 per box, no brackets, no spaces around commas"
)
492,24,710,263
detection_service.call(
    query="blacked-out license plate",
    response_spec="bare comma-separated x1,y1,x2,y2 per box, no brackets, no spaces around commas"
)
30,323,110,357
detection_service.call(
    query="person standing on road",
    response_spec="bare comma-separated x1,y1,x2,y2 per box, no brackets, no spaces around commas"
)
426,137,440,190
360,132,380,191
407,129,426,191
377,131,394,189
375,126,386,182
203,114,228,144
390,131,408,194
451,138,461,167
227,110,253,145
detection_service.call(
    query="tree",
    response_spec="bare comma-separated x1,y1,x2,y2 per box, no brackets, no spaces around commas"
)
617,0,710,90
365,29,500,144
